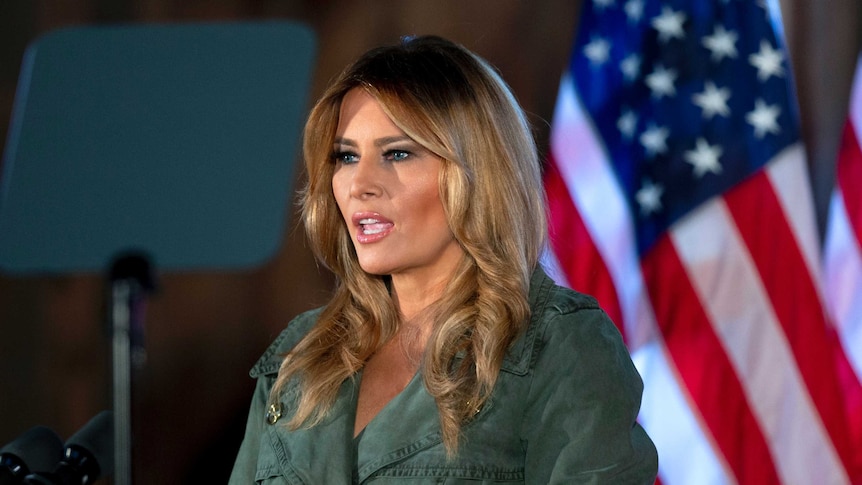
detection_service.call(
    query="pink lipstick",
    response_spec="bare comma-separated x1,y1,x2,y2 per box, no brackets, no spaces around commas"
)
352,212,394,243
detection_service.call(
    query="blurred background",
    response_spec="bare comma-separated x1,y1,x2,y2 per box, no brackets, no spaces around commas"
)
0,0,859,483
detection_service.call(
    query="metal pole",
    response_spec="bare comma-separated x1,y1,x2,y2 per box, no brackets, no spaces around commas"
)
111,279,133,485
108,252,155,485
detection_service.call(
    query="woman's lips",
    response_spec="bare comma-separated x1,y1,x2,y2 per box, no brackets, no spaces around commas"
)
352,213,394,243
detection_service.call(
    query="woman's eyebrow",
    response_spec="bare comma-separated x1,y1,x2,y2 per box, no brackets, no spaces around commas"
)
332,136,357,147
374,135,413,148
333,135,414,148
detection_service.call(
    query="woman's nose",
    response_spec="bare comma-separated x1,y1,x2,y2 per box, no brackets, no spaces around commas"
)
349,160,383,199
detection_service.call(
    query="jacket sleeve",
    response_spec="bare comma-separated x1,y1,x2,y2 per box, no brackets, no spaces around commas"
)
228,374,272,484
521,305,658,484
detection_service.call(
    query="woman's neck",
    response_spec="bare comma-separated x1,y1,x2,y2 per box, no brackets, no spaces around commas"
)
390,273,447,322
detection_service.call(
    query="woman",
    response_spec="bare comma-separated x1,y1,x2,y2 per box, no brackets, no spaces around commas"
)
230,35,657,484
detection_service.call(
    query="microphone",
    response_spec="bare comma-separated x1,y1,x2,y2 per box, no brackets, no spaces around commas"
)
24,411,113,485
0,426,64,485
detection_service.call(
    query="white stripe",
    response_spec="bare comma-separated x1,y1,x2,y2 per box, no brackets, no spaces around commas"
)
850,54,862,139
540,246,570,288
549,75,655,351
824,189,862,381
765,144,822,284
550,75,727,485
670,196,849,485
632,344,734,485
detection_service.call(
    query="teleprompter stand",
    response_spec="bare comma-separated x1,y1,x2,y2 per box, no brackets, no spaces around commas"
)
0,23,316,484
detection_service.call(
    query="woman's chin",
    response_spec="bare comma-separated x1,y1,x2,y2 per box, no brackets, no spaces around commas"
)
357,259,393,276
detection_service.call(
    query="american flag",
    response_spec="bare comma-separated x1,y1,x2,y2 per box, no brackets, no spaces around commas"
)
543,0,862,483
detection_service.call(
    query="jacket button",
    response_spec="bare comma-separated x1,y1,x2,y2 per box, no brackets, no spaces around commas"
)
265,403,282,425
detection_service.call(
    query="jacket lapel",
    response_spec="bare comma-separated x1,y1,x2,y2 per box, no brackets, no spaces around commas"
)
354,370,442,482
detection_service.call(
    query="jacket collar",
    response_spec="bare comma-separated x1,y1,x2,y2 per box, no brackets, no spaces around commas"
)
249,308,321,378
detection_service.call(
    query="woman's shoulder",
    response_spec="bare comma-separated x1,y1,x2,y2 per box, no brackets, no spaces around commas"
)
529,267,628,359
248,307,324,378
529,266,614,335
534,285,627,363
520,267,643,403
502,267,624,375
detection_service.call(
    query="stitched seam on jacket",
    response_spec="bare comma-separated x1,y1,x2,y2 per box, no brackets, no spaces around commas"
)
367,464,525,480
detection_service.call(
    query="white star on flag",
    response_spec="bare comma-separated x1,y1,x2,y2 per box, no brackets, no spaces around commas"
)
749,40,785,81
584,37,611,65
624,0,645,23
746,98,781,138
645,64,678,98
617,109,638,140
639,123,670,157
620,53,641,81
702,25,738,62
684,137,723,177
651,6,687,43
635,179,664,215
692,81,731,118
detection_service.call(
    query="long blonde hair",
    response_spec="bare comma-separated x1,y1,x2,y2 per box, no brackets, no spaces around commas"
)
271,35,547,453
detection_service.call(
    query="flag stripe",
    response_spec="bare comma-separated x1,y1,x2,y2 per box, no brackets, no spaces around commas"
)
725,155,855,481
825,190,862,376
676,173,847,484
764,147,823,284
769,146,862,480
642,234,782,484
837,122,862,250
632,343,731,485
545,157,625,333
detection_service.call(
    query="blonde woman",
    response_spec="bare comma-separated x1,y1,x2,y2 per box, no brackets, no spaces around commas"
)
230,35,657,484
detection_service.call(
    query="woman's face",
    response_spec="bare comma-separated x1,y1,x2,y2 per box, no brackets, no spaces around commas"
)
331,89,464,285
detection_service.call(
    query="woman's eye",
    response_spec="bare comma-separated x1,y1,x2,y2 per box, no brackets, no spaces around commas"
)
333,151,359,164
385,150,410,162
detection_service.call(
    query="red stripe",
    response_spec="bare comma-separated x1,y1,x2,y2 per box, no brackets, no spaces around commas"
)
642,234,781,484
724,170,862,480
835,119,862,479
838,121,862,247
544,157,625,337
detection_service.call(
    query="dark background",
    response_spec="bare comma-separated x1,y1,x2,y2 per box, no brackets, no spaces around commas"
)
0,1,859,483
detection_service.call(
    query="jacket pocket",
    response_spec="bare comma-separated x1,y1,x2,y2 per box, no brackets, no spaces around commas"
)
253,433,306,485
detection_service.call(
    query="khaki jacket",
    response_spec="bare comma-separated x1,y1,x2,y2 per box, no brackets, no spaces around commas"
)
229,268,658,484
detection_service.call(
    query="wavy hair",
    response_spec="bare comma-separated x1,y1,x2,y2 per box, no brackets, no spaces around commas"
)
270,35,547,454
